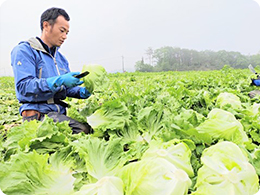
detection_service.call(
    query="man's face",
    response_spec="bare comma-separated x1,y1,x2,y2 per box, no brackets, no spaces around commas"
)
44,15,70,48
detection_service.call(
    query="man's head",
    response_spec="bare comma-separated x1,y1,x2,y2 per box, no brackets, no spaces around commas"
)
40,7,70,48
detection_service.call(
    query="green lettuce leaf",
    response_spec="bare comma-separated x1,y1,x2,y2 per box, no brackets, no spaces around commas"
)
26,117,71,154
74,176,124,195
82,64,110,93
250,103,260,117
196,108,248,144
0,151,76,195
250,146,260,176
120,158,192,195
2,120,40,160
86,99,131,136
192,141,259,195
141,139,194,177
172,108,205,130
216,92,242,110
74,136,128,183
137,104,165,142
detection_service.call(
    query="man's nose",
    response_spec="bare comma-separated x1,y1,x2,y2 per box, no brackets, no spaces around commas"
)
62,33,67,39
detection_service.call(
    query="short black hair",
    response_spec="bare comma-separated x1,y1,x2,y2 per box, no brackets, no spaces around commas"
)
40,7,70,31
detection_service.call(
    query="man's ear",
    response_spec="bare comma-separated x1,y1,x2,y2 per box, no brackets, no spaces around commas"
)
42,21,50,31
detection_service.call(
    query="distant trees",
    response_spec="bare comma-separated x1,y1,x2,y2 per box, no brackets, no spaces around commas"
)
135,58,154,72
135,46,260,72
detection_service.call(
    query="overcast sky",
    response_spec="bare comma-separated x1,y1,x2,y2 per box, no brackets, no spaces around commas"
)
1,0,260,76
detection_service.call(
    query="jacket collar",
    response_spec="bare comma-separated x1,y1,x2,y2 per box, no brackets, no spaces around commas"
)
27,37,57,56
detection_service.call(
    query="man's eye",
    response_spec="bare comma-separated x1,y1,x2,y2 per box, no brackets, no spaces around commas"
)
60,29,64,33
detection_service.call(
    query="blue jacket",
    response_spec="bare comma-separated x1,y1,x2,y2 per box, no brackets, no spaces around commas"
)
11,37,85,115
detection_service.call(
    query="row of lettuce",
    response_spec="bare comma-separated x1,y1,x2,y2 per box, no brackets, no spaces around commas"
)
1,65,260,194
0,77,21,129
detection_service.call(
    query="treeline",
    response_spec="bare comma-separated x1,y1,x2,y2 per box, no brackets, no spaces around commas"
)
135,46,260,72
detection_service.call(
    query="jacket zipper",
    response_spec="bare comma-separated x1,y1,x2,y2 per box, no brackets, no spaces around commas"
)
47,50,61,113
28,38,63,113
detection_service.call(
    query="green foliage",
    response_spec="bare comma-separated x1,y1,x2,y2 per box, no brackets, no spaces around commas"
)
81,64,110,93
0,151,76,195
192,141,259,195
0,77,21,127
1,68,260,194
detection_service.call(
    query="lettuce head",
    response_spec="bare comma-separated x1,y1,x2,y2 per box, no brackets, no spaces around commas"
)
141,140,194,177
82,64,110,93
216,92,242,110
73,136,128,183
0,151,76,195
120,158,192,195
86,99,131,136
192,141,259,195
196,108,248,144
74,176,124,195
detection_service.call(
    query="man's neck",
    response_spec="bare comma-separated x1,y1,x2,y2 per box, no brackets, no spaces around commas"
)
36,37,56,56
40,34,53,48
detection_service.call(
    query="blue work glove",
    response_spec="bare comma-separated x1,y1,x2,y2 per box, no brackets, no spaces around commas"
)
80,87,91,99
252,79,260,86
46,72,84,91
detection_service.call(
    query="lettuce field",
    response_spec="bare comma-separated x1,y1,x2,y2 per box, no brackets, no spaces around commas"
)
1,65,260,194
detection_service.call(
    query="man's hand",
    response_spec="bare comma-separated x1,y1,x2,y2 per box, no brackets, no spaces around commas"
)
47,72,84,92
60,72,83,87
80,87,91,99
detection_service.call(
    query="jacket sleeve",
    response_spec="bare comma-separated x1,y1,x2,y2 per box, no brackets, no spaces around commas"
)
66,86,81,98
66,86,92,99
60,55,91,99
11,44,55,102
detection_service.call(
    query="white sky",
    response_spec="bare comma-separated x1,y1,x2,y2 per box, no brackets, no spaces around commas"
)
1,0,260,76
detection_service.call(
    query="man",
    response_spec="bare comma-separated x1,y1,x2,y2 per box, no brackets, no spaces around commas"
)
11,7,92,134
249,79,260,98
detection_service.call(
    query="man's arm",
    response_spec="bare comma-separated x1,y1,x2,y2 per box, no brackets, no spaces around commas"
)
66,86,91,99
11,44,55,102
